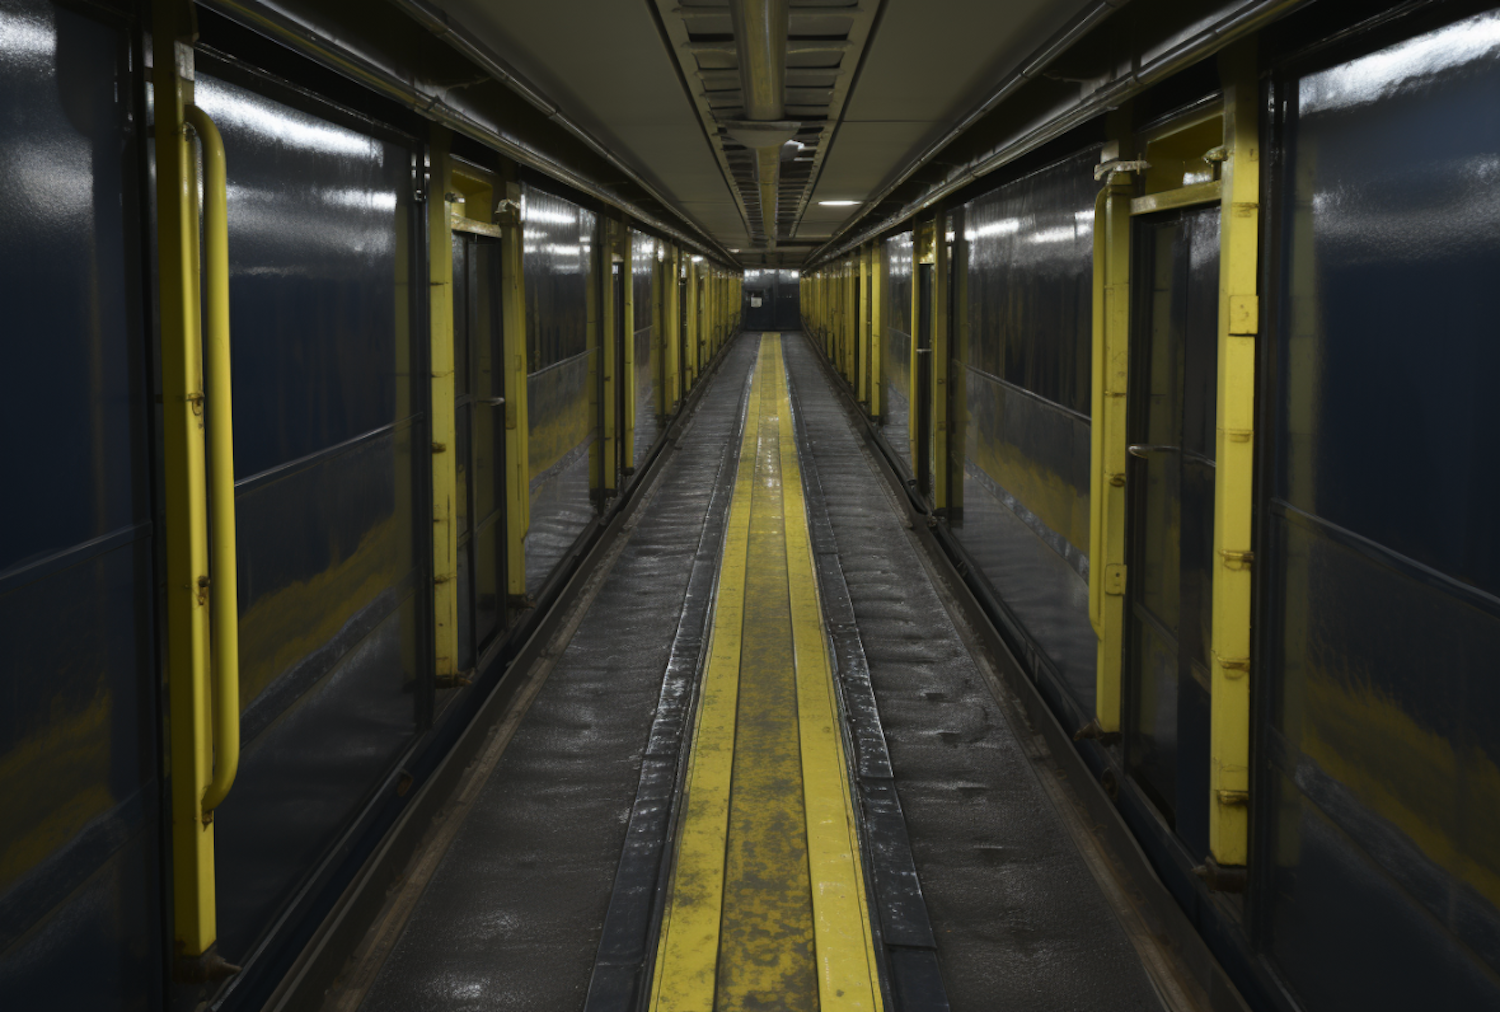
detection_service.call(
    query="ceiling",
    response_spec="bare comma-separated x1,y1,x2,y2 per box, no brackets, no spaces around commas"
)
432,0,1098,267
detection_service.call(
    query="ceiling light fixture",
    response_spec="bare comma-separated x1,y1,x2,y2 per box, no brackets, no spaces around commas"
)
818,200,860,206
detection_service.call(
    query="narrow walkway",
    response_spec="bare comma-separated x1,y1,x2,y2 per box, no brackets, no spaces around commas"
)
323,330,1173,1012
649,335,881,1011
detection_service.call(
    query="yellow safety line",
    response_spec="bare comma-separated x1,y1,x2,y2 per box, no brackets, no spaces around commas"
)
650,334,883,1011
650,336,767,1012
774,339,885,1012
716,336,817,1006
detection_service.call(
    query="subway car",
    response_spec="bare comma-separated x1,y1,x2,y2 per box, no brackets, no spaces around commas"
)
1,1,1496,1011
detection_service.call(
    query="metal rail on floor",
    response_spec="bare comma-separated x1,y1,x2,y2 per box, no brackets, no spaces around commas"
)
647,335,883,1012
795,329,1253,1012
259,332,748,1012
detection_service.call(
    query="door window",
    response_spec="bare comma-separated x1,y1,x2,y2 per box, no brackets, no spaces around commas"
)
1126,206,1220,857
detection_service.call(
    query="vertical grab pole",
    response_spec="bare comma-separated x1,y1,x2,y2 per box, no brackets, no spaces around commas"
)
153,0,219,972
869,242,885,422
1087,185,1111,640
623,229,637,472
1089,160,1136,737
857,246,871,407
186,104,240,815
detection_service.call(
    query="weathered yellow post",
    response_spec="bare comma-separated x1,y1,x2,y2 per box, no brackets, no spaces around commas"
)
1088,154,1134,737
428,127,458,681
600,217,620,496
869,243,885,421
498,166,531,606
1209,44,1260,872
932,210,951,512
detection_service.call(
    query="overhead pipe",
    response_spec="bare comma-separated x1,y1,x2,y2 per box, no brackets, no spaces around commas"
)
726,0,797,247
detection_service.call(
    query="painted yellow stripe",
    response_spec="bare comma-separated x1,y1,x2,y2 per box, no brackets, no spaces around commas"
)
650,334,883,1011
650,336,767,1012
774,340,885,1012
716,336,817,1007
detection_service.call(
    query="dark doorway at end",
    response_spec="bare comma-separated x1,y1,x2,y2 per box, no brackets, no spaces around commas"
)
741,268,801,330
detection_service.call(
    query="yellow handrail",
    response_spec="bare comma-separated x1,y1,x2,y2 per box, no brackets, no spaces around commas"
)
186,104,240,814
1087,184,1108,636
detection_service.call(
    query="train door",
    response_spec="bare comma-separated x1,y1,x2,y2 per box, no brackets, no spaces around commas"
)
696,273,707,373
0,2,165,1006
852,273,862,392
187,54,426,988
678,272,689,389
1123,206,1221,857
914,260,934,499
452,231,507,685
613,257,627,483
745,280,772,330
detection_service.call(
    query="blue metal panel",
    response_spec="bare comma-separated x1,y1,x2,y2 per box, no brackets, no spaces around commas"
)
191,68,423,962
959,150,1097,414
523,185,599,593
1265,10,1500,1006
947,151,1099,715
0,2,163,1006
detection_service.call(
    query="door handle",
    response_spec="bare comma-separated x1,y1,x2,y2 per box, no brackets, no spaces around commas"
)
480,395,506,406
187,104,240,815
1128,444,1179,459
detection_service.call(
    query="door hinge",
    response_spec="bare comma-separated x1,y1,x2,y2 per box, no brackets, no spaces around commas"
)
1104,563,1126,595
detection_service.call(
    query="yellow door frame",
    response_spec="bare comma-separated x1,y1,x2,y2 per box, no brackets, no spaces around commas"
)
427,128,458,681
857,246,871,406
153,3,246,977
666,247,681,409
599,216,621,497
684,260,698,389
910,221,935,485
498,168,530,606
1208,45,1259,869
623,227,638,474
1087,47,1259,870
844,257,857,384
1088,159,1133,739
932,210,951,512
868,243,885,421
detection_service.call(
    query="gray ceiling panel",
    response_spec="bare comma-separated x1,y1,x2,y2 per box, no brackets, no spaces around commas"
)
428,0,1102,266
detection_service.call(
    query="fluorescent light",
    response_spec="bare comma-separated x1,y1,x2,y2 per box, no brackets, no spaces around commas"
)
818,200,860,206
